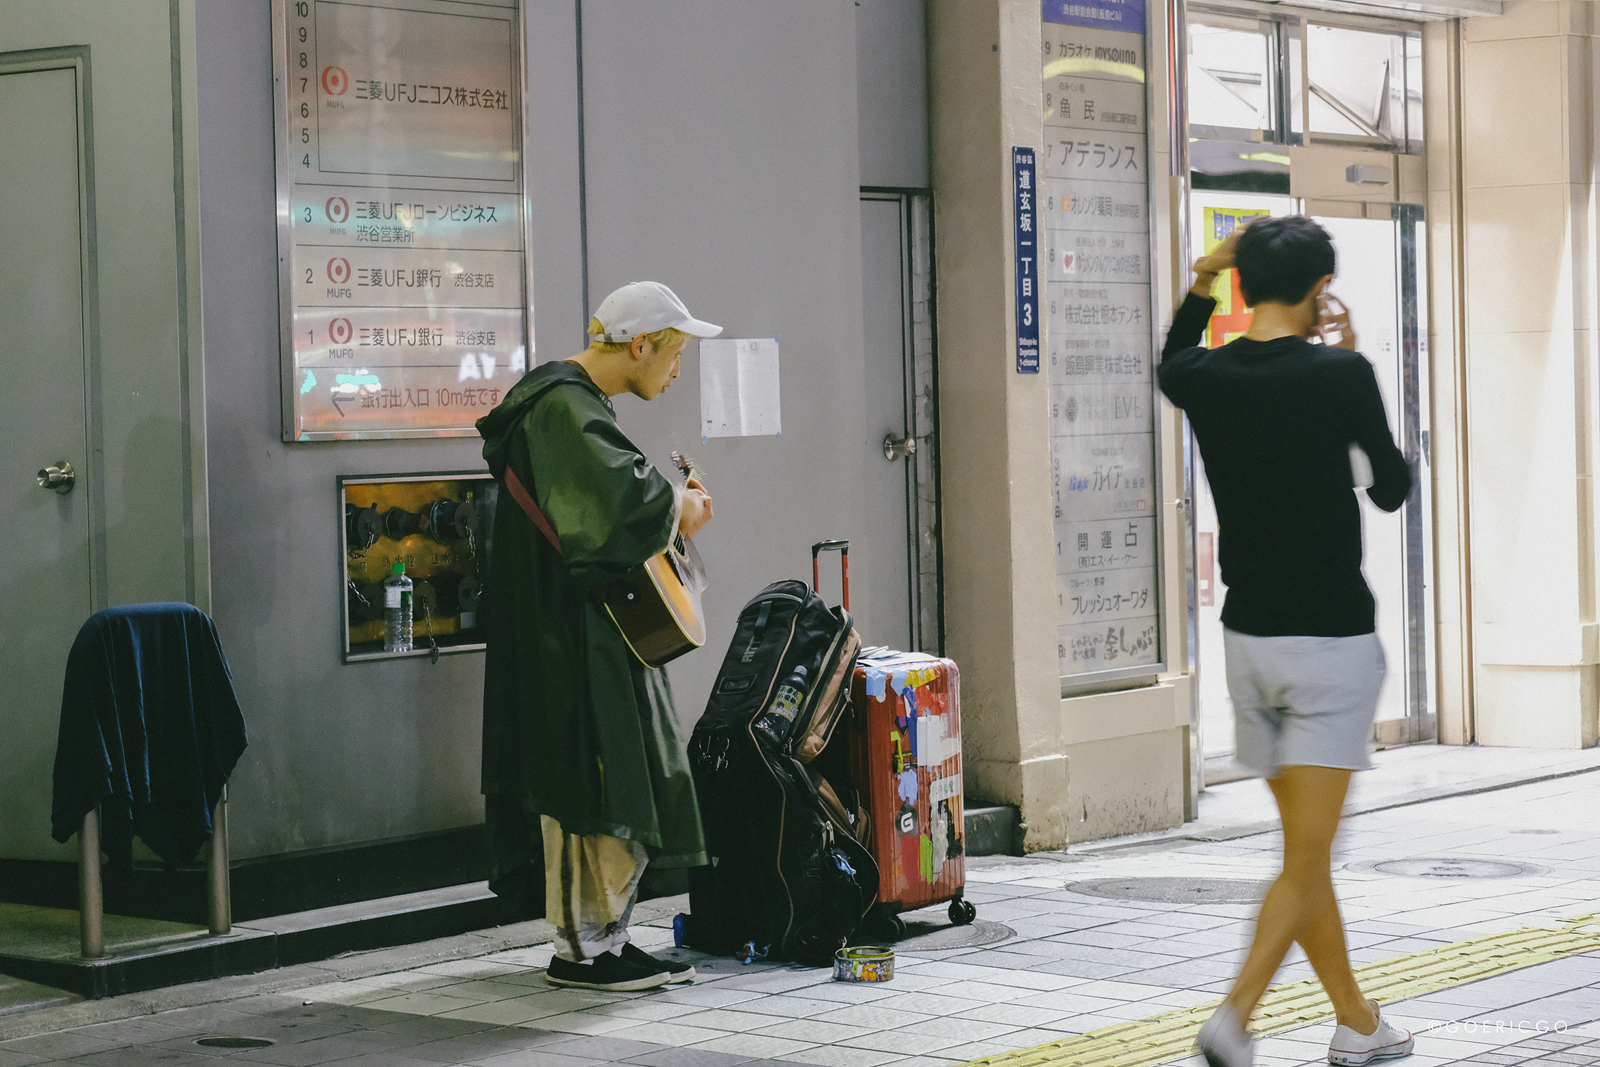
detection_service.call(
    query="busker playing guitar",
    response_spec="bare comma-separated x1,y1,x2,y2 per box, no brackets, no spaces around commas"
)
477,281,719,991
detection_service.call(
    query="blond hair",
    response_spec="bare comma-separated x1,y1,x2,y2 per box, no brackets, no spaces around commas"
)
587,318,690,354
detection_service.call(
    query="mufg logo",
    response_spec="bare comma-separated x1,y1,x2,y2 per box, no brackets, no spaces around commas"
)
321,66,348,95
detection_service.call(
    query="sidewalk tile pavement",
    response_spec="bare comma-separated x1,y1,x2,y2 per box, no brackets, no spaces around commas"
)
2,748,1599,1067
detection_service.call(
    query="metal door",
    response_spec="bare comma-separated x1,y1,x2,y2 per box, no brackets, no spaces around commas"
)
860,192,940,652
1186,192,1294,764
0,60,95,862
1312,210,1432,738
0,1,204,866
1185,193,1433,770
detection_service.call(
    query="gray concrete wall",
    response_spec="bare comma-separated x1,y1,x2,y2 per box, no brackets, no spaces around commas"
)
575,0,868,739
195,1,487,858
858,0,929,189
195,0,877,861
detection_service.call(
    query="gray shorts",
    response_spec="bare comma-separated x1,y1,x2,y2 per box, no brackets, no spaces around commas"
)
1223,628,1386,779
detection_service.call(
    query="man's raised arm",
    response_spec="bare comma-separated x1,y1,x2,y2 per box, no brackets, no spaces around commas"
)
1161,225,1246,362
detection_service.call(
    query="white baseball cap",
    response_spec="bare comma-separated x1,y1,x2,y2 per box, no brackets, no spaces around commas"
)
591,281,722,344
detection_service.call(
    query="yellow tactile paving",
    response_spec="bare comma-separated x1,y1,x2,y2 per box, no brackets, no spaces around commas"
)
959,912,1600,1067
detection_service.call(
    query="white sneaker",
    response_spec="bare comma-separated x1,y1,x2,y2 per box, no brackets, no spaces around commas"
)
1328,1005,1414,1065
1196,1002,1253,1067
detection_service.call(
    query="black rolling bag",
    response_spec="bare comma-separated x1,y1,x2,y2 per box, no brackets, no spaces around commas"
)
685,577,877,966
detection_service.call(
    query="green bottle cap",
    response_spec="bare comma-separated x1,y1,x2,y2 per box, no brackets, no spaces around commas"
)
392,562,404,574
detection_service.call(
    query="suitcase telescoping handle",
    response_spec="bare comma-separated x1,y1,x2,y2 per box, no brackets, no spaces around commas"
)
811,539,849,611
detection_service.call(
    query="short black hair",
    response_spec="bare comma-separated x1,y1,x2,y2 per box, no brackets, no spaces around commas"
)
1234,216,1335,306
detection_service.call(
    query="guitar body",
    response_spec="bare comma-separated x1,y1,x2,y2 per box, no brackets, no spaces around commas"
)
605,452,710,668
605,537,707,668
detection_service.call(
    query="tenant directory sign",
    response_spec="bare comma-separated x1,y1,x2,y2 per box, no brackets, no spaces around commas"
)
1042,0,1162,680
272,0,529,440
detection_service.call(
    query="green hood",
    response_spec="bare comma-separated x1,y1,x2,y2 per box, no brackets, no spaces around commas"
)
477,361,606,478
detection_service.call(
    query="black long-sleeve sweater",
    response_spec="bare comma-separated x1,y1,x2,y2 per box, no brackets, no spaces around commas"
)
1157,292,1411,637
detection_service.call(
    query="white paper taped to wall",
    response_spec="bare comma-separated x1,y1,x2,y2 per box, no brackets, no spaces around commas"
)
700,337,781,439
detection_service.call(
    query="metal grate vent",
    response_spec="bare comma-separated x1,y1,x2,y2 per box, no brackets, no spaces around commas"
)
1066,877,1272,904
196,1037,276,1049
897,919,1015,953
1358,857,1539,879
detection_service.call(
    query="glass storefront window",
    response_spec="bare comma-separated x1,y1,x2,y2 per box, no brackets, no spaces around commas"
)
1189,7,1422,154
1188,17,1272,136
1306,23,1420,150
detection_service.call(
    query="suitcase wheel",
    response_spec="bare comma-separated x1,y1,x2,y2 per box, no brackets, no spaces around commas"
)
948,898,977,926
864,908,908,943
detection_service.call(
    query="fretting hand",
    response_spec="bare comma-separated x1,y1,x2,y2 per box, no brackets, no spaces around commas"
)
679,476,713,539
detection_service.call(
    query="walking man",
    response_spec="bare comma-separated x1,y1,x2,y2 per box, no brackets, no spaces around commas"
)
477,281,719,992
1158,217,1415,1067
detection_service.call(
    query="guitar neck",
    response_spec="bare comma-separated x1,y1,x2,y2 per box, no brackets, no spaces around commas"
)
669,450,701,485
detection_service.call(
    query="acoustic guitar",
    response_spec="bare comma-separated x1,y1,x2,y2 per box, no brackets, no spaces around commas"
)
502,451,708,668
602,451,709,668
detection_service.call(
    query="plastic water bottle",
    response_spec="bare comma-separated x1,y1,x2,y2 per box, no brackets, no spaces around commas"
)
383,562,413,652
754,664,808,748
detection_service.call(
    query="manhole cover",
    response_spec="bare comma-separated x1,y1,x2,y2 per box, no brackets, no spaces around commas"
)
896,919,1015,953
1066,877,1272,904
1359,858,1535,879
196,1038,276,1049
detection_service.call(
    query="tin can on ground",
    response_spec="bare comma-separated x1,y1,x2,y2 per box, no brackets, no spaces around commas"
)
833,945,894,982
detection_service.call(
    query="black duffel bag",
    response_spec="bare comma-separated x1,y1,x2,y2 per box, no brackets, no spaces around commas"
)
685,579,876,966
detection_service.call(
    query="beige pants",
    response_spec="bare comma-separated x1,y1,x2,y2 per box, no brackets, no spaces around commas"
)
541,816,649,961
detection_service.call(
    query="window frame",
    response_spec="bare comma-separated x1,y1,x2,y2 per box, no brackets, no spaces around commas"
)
1188,0,1424,154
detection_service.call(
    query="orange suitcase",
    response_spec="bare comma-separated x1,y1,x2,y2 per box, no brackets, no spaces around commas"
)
848,648,976,939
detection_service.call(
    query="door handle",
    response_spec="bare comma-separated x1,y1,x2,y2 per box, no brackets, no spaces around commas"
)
37,460,75,494
882,433,917,462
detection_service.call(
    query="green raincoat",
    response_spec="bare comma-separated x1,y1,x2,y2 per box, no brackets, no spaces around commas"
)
477,361,707,887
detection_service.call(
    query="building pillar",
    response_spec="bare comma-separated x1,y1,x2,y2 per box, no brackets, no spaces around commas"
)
927,0,1070,849
929,0,1192,848
1457,0,1600,747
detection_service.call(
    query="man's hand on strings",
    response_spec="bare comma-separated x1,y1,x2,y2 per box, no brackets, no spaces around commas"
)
679,477,713,538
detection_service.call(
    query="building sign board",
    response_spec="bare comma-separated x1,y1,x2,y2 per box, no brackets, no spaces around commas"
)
1043,0,1162,680
1014,147,1041,374
273,0,528,440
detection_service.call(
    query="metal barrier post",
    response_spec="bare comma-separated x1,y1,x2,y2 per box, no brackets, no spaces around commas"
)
207,786,231,936
78,806,103,959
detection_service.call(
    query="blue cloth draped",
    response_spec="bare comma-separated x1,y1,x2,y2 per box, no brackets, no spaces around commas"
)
50,603,248,869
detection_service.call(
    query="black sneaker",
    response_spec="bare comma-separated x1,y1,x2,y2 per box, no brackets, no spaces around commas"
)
620,942,696,983
546,952,671,991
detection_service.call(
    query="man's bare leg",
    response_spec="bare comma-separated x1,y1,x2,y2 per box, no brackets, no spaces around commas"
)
1222,765,1379,1034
